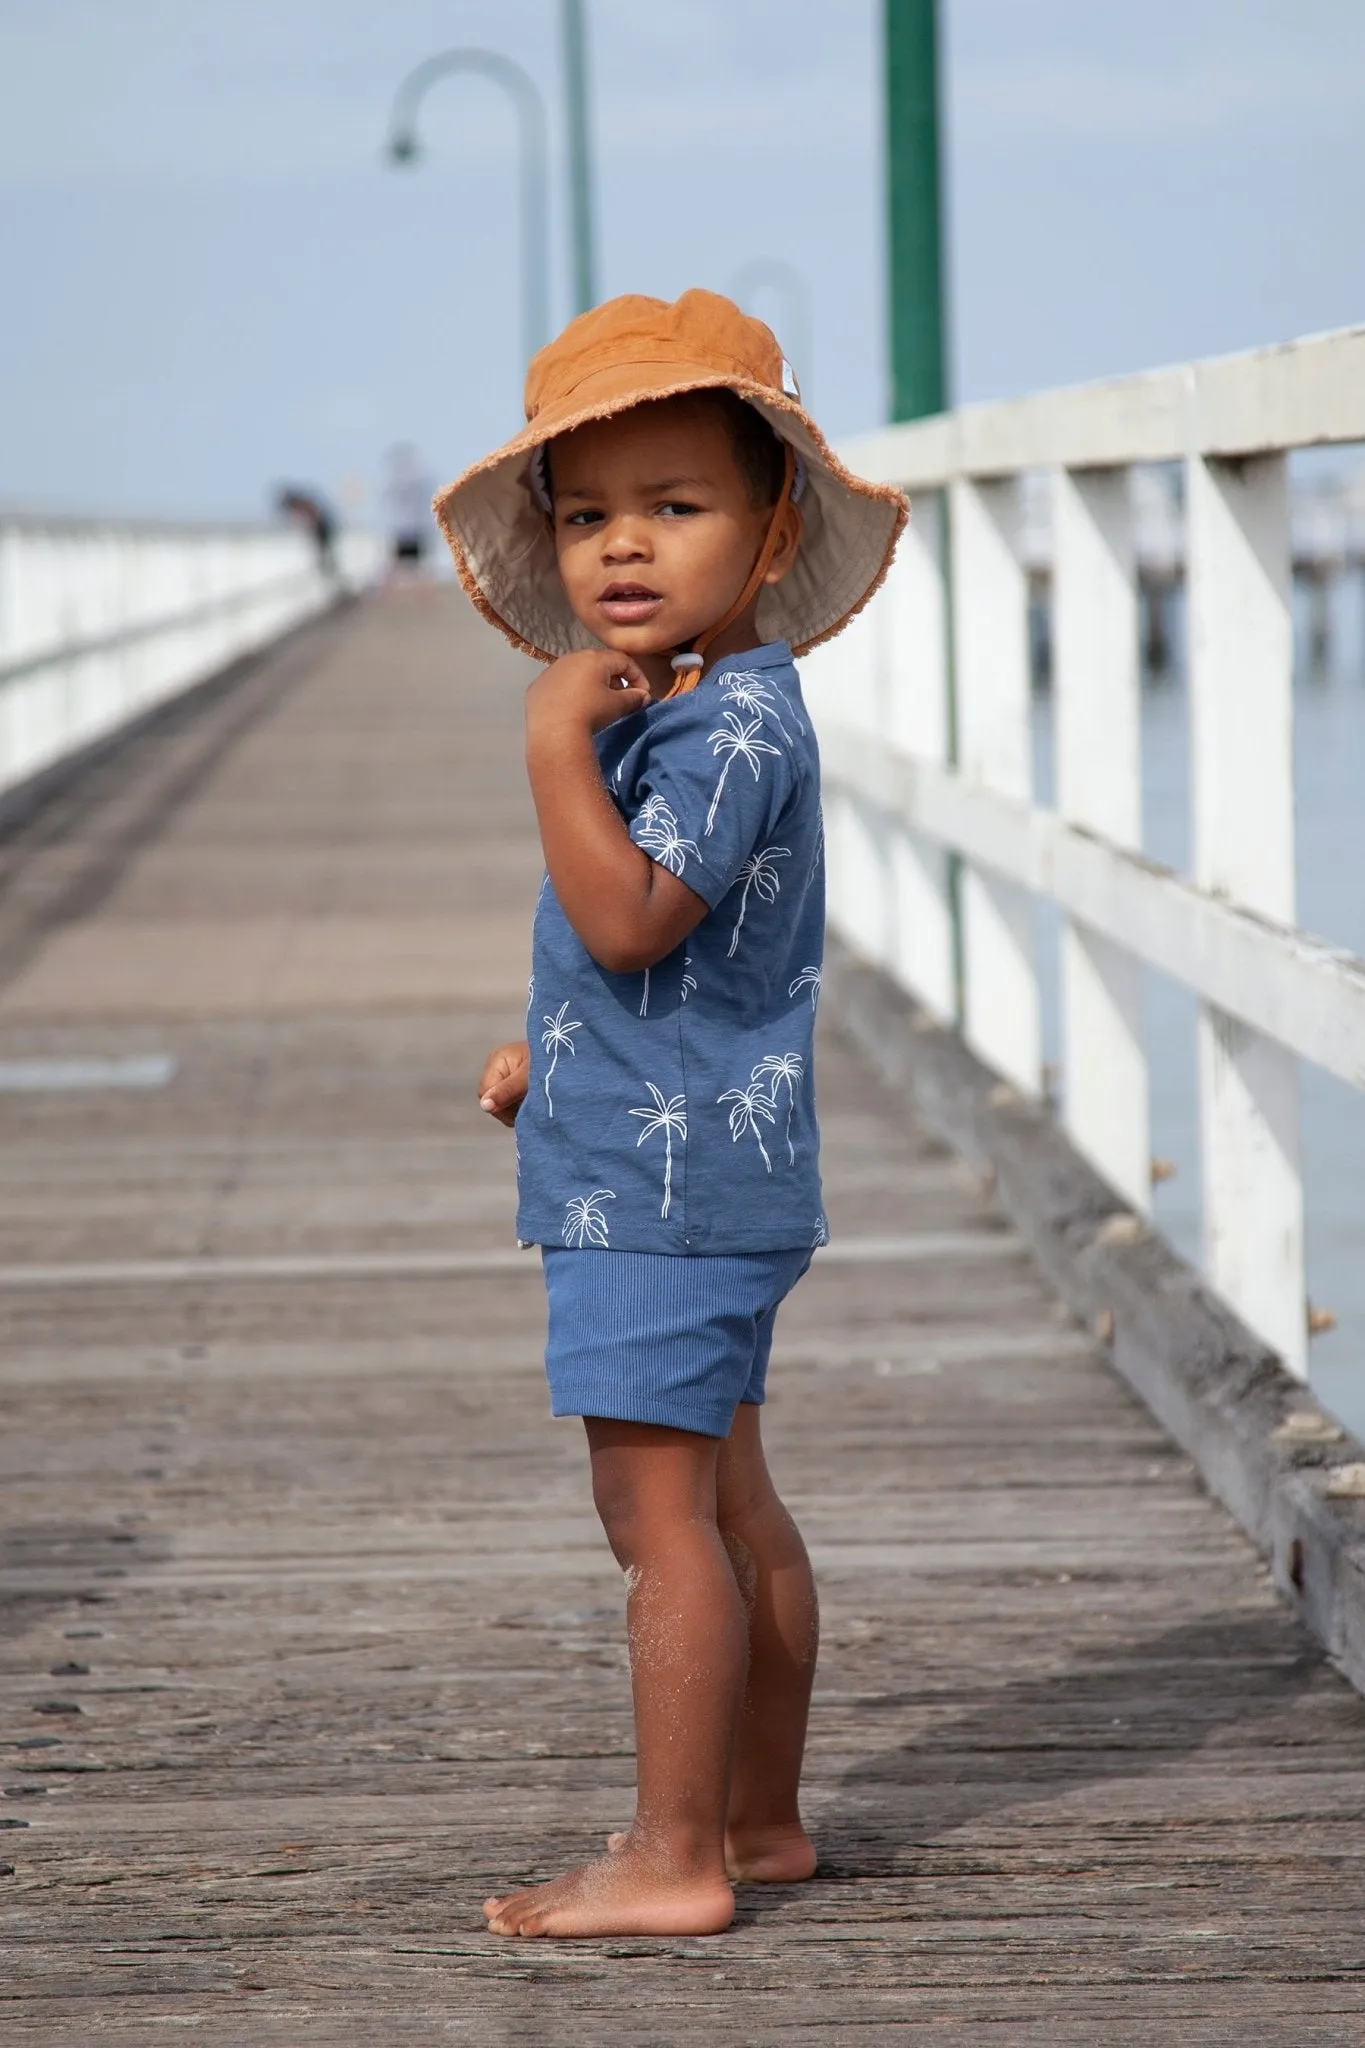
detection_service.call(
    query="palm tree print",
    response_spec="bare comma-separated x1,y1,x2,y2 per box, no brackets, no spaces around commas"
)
681,956,697,1002
639,968,650,1018
540,1001,581,1117
563,1188,615,1248
638,813,700,877
635,793,702,878
788,964,822,1010
812,1214,830,1248
719,673,799,742
718,1080,777,1174
628,1084,687,1219
705,712,782,836
727,844,790,958
752,1052,805,1165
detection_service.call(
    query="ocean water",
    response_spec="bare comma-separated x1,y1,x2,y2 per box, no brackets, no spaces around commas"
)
1031,569,1365,1439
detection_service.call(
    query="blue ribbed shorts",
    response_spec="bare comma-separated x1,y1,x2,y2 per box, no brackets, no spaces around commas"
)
540,1246,813,1439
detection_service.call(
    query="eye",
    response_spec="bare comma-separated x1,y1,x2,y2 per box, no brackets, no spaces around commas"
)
563,508,603,527
658,500,700,518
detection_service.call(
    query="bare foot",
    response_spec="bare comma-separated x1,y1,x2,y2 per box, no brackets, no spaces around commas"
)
606,1821,816,1885
484,1845,734,1939
724,1822,817,1883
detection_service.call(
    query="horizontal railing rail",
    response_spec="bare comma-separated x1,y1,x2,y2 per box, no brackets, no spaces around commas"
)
802,323,1365,1377
0,565,324,689
0,515,383,807
846,326,1365,484
821,730,1365,1094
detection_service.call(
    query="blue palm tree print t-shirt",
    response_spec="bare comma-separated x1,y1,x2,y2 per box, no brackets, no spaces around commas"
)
517,639,826,1255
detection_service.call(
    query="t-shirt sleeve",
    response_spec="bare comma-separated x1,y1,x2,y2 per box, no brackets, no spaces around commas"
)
627,689,798,910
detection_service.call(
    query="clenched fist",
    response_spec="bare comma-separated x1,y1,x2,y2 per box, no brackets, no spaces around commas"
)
525,647,651,743
479,1040,530,1128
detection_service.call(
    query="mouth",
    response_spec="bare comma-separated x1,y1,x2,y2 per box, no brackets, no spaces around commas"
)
597,582,665,625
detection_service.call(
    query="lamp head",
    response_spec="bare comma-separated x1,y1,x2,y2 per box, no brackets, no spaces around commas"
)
387,130,420,166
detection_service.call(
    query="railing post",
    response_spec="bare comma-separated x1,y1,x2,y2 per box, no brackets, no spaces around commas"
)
1187,451,1306,1374
817,598,891,974
949,474,1040,1095
1052,466,1149,1211
880,490,955,1021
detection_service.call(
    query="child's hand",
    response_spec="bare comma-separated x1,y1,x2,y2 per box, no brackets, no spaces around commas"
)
526,649,651,739
479,1040,531,1127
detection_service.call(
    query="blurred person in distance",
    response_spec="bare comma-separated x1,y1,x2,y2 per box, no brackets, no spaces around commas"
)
275,485,337,580
384,442,436,585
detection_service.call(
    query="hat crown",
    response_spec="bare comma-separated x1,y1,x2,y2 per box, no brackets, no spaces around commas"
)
524,289,786,423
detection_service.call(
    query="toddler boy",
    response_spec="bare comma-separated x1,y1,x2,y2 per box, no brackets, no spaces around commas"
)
436,290,905,1937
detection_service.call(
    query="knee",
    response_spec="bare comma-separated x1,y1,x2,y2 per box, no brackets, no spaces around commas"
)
716,1466,777,1542
588,1429,721,1568
592,1461,721,1571
590,1463,652,1568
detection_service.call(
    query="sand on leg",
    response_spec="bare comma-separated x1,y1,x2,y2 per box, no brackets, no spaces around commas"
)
484,1418,744,1937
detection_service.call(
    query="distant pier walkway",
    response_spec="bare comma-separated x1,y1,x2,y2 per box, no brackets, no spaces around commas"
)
4,593,1365,2044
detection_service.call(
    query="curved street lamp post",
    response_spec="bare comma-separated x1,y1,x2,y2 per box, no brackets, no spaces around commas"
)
562,0,597,315
385,50,551,364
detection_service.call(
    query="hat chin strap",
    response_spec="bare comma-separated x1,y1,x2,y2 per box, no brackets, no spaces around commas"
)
663,444,799,700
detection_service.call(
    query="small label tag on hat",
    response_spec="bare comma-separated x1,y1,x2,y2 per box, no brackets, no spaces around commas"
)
780,357,801,400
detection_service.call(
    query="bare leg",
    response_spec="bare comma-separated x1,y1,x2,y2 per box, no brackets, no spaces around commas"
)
484,1419,743,1937
609,1402,819,1878
714,1402,819,1880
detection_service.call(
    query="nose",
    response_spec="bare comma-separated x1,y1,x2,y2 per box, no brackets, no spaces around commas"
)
600,514,651,563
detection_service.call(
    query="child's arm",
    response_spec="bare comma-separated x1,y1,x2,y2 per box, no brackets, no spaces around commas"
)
479,1040,530,1126
525,651,708,975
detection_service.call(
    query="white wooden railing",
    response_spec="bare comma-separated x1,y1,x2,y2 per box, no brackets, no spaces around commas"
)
0,514,383,808
804,324,1365,1377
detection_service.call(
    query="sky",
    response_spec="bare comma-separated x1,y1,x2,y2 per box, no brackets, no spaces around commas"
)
1,0,1362,520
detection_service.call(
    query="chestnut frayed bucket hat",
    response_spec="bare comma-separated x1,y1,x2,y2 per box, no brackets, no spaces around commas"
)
433,288,909,667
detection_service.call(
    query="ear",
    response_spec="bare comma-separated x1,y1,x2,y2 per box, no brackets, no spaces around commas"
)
761,501,804,587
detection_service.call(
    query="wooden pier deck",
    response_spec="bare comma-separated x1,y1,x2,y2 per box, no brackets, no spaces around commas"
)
3,593,1365,2045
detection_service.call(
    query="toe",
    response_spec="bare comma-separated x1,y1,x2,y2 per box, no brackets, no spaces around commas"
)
484,1886,535,1930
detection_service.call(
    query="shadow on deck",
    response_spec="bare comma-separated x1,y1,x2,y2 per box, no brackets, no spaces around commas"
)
2,592,1364,2044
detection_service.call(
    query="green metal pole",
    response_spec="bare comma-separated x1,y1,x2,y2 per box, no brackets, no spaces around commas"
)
884,0,946,421
885,0,962,1018
563,0,597,315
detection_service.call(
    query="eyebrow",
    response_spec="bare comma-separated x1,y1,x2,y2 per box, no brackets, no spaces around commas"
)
554,474,712,503
638,475,710,493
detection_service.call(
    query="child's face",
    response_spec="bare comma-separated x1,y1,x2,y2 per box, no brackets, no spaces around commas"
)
548,398,798,671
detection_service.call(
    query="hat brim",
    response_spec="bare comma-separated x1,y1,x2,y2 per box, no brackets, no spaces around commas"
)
433,371,908,665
